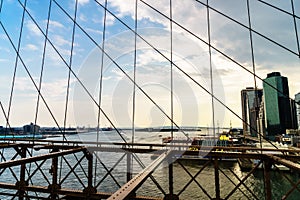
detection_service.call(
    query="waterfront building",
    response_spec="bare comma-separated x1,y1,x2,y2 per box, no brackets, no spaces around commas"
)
23,123,40,134
241,87,263,137
263,72,297,138
296,93,300,129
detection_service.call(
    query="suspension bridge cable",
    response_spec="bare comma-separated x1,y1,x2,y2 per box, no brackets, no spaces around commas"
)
20,0,123,143
34,0,52,142
0,102,13,162
0,20,66,141
257,0,300,20
55,0,295,149
139,0,298,123
196,0,300,57
94,0,278,145
59,0,78,184
63,0,78,142
246,1,267,193
0,0,3,13
28,1,52,195
132,0,138,145
291,0,300,57
246,0,262,150
6,0,27,140
206,0,216,140
0,102,12,134
53,0,189,142
16,0,127,144
170,0,174,140
94,0,108,186
94,0,279,148
1,2,30,188
96,0,108,145
138,0,280,148
91,0,191,140
195,0,300,101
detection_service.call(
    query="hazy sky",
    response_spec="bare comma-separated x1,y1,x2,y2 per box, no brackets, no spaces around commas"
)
0,0,299,128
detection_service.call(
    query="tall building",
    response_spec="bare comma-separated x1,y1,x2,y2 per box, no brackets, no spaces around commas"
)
296,92,300,129
263,72,296,138
241,87,263,137
290,99,298,130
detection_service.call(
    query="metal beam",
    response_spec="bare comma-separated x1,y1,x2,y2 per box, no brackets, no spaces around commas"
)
107,150,171,200
0,147,85,168
267,155,300,171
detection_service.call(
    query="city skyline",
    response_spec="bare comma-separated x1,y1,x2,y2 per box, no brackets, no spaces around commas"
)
241,72,299,140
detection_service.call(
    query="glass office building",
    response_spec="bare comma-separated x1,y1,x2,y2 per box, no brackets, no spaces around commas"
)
263,72,296,138
241,87,263,137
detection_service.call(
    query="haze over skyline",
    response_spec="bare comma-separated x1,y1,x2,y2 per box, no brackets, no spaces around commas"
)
0,0,299,129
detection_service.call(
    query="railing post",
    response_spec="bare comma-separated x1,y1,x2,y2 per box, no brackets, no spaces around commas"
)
214,158,220,200
17,146,27,200
164,155,179,200
48,148,60,199
83,150,96,197
127,152,132,182
264,159,272,200
169,160,174,195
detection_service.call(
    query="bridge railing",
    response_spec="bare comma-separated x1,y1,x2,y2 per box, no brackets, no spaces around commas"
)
0,140,299,199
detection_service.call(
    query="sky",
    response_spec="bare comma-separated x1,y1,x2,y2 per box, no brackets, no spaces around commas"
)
0,0,299,129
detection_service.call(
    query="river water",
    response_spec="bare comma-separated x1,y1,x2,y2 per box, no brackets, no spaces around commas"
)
0,130,299,199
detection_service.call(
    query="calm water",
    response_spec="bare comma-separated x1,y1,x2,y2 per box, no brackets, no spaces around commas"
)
0,130,299,199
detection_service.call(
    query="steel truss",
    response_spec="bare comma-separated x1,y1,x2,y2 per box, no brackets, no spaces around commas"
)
0,139,299,200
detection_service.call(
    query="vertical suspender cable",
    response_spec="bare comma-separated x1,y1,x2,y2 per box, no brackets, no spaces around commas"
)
170,0,174,140
246,0,262,150
0,101,13,162
94,0,108,186
206,0,216,140
63,0,78,142
34,0,52,140
128,0,138,182
30,0,52,192
10,0,39,197
0,0,3,14
60,0,78,183
132,0,138,144
291,0,300,57
6,0,27,138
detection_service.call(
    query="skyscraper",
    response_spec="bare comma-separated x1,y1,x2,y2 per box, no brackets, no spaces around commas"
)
295,92,300,129
241,87,263,137
263,72,296,138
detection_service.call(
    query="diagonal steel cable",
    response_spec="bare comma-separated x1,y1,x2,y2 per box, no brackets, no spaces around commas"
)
138,0,283,149
94,0,108,186
17,0,128,144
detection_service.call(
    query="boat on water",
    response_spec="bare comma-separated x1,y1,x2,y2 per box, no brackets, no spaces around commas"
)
101,127,113,131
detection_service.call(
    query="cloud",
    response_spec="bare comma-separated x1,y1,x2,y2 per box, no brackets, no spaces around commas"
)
79,13,88,22
78,0,90,6
26,21,43,37
86,27,103,35
53,35,71,47
26,44,39,51
48,20,64,29
0,58,9,62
